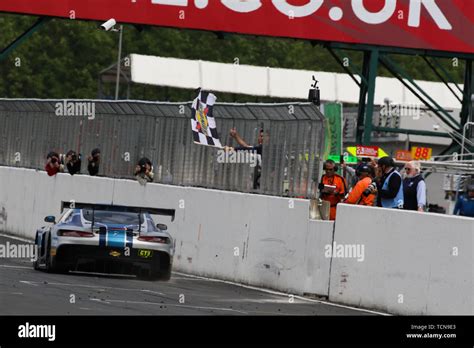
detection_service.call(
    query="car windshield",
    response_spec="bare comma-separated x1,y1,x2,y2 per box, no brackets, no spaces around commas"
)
82,209,144,225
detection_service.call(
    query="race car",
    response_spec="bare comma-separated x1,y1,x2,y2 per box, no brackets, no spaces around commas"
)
33,202,175,280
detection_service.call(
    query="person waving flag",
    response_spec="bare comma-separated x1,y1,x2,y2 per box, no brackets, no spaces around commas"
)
190,88,222,148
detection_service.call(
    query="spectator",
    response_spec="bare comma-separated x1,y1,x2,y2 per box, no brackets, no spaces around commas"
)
87,148,101,176
374,156,404,209
44,151,64,177
134,157,154,185
318,159,347,220
453,184,474,217
403,161,426,212
65,150,82,175
227,127,264,189
342,157,371,187
344,163,376,206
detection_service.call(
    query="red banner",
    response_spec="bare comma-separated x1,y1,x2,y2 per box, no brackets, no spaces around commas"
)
1,0,473,54
395,150,413,161
356,145,379,157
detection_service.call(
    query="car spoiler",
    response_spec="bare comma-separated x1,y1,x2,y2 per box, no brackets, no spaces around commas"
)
60,201,176,221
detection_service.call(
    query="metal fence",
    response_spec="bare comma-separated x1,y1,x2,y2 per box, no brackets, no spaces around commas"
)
0,99,325,198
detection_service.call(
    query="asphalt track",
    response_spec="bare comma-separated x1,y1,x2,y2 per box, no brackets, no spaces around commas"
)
0,235,379,316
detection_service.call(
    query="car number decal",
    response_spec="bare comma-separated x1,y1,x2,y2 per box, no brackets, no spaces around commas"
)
138,250,153,258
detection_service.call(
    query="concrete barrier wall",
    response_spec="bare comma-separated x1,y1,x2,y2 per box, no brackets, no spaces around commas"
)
0,166,333,297
1,166,472,314
330,204,473,315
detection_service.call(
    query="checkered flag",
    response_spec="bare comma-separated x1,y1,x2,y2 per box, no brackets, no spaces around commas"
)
191,89,222,148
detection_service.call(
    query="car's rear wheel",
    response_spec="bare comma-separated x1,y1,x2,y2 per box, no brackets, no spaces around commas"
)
45,235,68,274
151,256,172,281
157,265,171,281
140,256,171,281
145,268,171,281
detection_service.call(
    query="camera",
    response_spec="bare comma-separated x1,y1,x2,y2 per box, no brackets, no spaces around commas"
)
308,76,320,106
100,18,117,31
363,181,377,196
51,157,58,164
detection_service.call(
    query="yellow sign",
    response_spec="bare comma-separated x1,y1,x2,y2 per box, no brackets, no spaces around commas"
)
411,147,432,161
346,146,388,158
109,250,121,257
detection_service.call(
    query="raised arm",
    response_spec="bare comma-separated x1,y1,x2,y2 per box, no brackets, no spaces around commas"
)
230,127,251,148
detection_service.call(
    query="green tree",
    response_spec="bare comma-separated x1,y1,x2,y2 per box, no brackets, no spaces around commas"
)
0,14,466,102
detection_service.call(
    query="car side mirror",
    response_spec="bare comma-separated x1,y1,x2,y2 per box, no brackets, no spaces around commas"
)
44,216,56,223
156,223,168,231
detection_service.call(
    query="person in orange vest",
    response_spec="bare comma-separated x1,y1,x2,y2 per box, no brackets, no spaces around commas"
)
318,159,347,220
344,162,376,206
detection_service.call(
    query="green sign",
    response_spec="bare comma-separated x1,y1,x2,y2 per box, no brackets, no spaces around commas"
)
328,154,358,164
322,103,343,160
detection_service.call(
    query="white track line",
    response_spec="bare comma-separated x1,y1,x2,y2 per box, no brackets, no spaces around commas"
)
0,233,34,243
173,271,390,316
0,265,31,269
89,297,249,314
18,280,165,295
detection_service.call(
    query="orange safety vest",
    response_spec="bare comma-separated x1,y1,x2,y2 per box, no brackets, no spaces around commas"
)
320,174,347,220
345,176,375,207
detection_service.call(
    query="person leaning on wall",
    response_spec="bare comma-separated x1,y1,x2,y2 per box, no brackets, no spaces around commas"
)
64,150,82,175
44,151,64,177
134,157,154,185
87,148,101,176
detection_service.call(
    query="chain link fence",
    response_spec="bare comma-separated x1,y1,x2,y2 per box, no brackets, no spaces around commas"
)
0,99,326,198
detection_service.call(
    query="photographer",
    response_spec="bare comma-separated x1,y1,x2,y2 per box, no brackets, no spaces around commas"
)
65,150,82,175
134,157,154,185
343,163,376,206
87,148,101,176
44,151,64,177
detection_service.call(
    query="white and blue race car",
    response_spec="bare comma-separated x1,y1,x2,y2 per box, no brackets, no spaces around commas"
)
33,202,175,280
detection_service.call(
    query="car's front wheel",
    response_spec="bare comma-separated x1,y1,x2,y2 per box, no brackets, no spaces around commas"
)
33,259,40,270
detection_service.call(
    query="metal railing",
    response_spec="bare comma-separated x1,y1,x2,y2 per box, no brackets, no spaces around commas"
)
0,99,326,198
